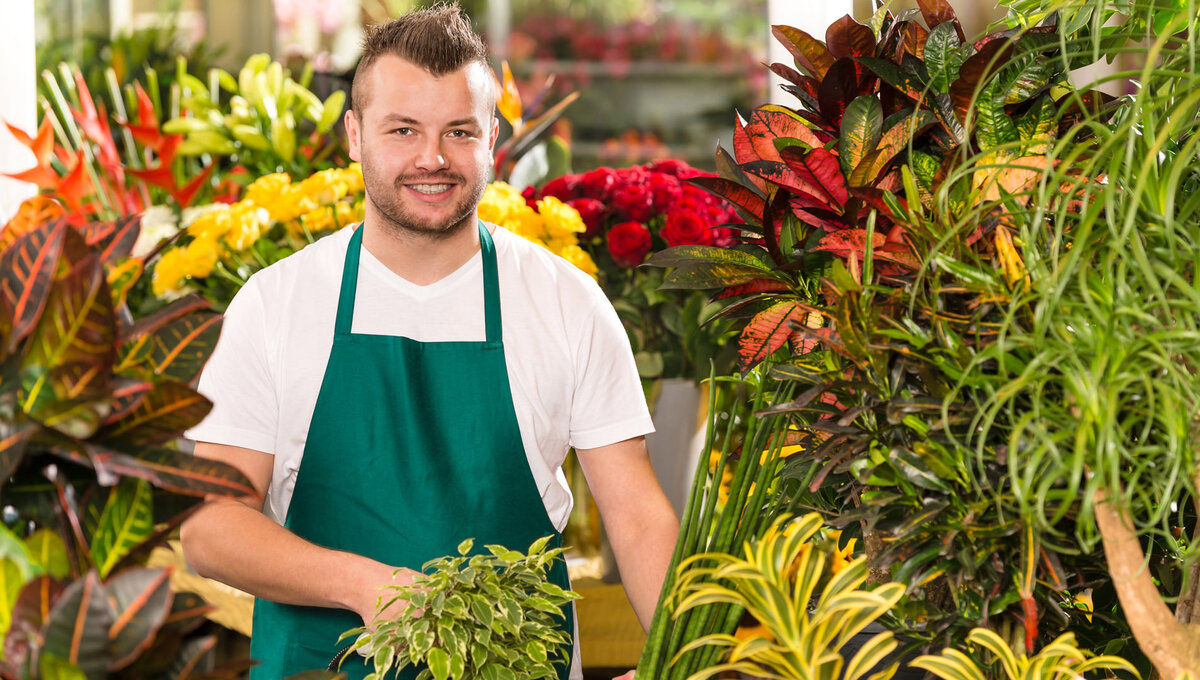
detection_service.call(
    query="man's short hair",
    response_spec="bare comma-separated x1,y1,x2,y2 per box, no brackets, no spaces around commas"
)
351,3,490,114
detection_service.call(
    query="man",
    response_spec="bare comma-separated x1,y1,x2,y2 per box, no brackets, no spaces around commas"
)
179,4,677,679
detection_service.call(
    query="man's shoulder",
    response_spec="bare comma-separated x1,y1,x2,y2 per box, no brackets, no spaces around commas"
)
243,226,353,296
490,226,600,296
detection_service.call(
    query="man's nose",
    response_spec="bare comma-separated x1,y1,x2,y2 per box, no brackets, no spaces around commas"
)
414,137,448,171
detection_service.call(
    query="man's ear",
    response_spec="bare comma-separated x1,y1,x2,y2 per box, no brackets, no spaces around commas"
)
489,115,500,152
346,109,362,161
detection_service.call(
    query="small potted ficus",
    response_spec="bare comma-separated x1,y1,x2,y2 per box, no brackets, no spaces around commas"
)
340,536,579,680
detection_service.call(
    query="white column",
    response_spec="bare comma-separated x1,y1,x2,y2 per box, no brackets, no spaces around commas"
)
0,0,37,225
767,0,854,106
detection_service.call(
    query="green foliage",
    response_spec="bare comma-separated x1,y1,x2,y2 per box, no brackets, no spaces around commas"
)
672,513,905,680
0,213,257,678
344,537,579,680
164,53,348,179
637,371,801,679
911,627,1138,680
648,0,1200,660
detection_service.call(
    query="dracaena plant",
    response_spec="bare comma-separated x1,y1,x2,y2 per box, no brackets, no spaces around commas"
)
0,207,260,679
671,512,906,680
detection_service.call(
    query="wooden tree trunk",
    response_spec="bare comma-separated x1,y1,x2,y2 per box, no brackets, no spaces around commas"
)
1094,487,1200,678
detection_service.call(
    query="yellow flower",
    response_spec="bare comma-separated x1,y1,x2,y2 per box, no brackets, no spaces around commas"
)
244,173,293,218
557,245,597,278
187,205,233,242
152,247,188,297
182,236,221,278
479,181,528,225
537,196,586,238
222,205,271,252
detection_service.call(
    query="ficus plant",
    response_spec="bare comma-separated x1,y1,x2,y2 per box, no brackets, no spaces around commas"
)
342,536,579,680
0,207,260,679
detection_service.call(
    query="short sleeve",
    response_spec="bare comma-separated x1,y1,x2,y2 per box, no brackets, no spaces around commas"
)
567,285,655,450
185,278,278,454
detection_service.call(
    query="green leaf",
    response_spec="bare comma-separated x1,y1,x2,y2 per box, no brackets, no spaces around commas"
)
457,538,474,555
39,653,88,680
924,22,965,93
0,557,26,646
106,567,173,670
1016,94,1057,154
88,444,259,499
20,249,116,439
0,219,67,352
42,571,115,678
850,109,937,186
90,478,154,578
840,96,884,177
25,529,70,579
96,380,212,447
427,647,451,680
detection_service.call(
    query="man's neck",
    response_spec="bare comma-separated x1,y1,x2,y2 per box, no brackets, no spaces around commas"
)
359,212,484,286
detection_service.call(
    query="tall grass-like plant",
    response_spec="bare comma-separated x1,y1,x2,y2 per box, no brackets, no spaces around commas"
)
636,371,800,679
956,0,1200,673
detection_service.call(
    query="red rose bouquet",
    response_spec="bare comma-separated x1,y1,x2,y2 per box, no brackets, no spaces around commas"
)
533,160,741,382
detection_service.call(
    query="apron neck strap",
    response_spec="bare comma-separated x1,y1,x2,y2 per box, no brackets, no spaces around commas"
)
335,221,502,343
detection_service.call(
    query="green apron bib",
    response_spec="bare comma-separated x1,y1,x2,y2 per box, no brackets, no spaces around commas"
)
249,222,574,679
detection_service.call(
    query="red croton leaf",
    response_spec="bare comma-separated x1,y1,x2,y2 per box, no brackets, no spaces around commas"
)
744,107,826,164
738,300,824,371
814,228,920,270
688,176,766,222
826,15,877,60
712,278,792,300
916,0,965,40
772,25,836,80
780,146,849,209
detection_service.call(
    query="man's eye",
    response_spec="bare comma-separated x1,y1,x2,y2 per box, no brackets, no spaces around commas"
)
392,128,413,135
449,130,471,138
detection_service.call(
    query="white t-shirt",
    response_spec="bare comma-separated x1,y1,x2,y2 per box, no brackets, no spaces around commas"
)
186,224,654,532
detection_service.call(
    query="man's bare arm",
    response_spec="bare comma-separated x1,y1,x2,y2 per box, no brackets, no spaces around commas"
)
180,442,416,624
576,436,679,631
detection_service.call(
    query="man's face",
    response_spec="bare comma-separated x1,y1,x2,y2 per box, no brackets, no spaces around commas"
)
346,55,497,238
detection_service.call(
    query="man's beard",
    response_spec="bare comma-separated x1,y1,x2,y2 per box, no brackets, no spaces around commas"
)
362,166,488,240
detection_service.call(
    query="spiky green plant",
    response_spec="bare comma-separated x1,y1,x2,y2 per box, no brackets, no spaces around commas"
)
911,628,1138,680
672,513,904,680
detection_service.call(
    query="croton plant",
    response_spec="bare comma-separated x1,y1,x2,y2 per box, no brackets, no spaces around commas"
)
0,206,289,679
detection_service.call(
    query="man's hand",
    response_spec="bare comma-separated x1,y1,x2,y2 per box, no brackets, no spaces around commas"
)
613,671,635,680
355,566,424,628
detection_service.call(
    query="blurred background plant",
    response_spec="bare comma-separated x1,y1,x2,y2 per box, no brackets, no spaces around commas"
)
534,160,742,384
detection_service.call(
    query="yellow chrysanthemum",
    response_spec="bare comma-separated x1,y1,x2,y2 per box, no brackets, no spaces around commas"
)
186,205,233,242
536,196,586,238
557,245,597,278
479,181,529,225
244,173,293,217
181,236,221,278
223,205,271,252
152,247,188,297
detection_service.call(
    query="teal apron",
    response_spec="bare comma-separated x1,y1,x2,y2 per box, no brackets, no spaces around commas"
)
249,222,574,679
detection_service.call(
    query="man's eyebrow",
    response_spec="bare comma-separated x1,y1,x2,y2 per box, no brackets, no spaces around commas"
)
376,114,480,130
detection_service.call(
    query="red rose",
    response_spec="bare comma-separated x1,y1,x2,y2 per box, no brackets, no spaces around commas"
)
647,158,697,178
542,175,582,201
661,209,709,247
607,221,653,268
570,198,608,237
646,173,682,212
611,182,655,223
581,167,620,198
521,185,538,209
